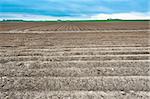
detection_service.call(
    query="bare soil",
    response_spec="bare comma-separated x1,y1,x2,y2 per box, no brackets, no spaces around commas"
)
0,22,150,99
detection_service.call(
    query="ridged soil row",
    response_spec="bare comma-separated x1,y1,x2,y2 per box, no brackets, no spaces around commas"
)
0,55,149,63
0,66,149,77
1,40,148,48
1,50,149,57
0,76,150,91
1,46,150,52
0,60,149,69
0,91,149,99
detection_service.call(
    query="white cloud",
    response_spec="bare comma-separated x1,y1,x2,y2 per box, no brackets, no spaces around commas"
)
0,12,150,21
0,13,59,20
0,13,91,20
90,12,150,20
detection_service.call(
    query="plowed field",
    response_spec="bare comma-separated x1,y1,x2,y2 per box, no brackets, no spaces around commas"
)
0,22,150,99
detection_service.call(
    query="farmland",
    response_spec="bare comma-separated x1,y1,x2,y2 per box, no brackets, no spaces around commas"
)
0,21,150,99
0,21,149,31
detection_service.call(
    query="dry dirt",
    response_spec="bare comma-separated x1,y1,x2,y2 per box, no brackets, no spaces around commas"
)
0,22,150,99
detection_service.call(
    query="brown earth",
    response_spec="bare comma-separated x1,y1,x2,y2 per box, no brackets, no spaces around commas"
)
0,22,150,99
0,22,149,31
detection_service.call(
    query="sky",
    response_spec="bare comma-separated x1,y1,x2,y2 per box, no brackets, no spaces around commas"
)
0,0,150,20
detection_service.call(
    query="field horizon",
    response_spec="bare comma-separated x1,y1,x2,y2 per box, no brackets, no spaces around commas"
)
1,19,150,22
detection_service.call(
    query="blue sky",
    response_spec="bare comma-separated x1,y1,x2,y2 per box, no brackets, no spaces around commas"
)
0,0,149,20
